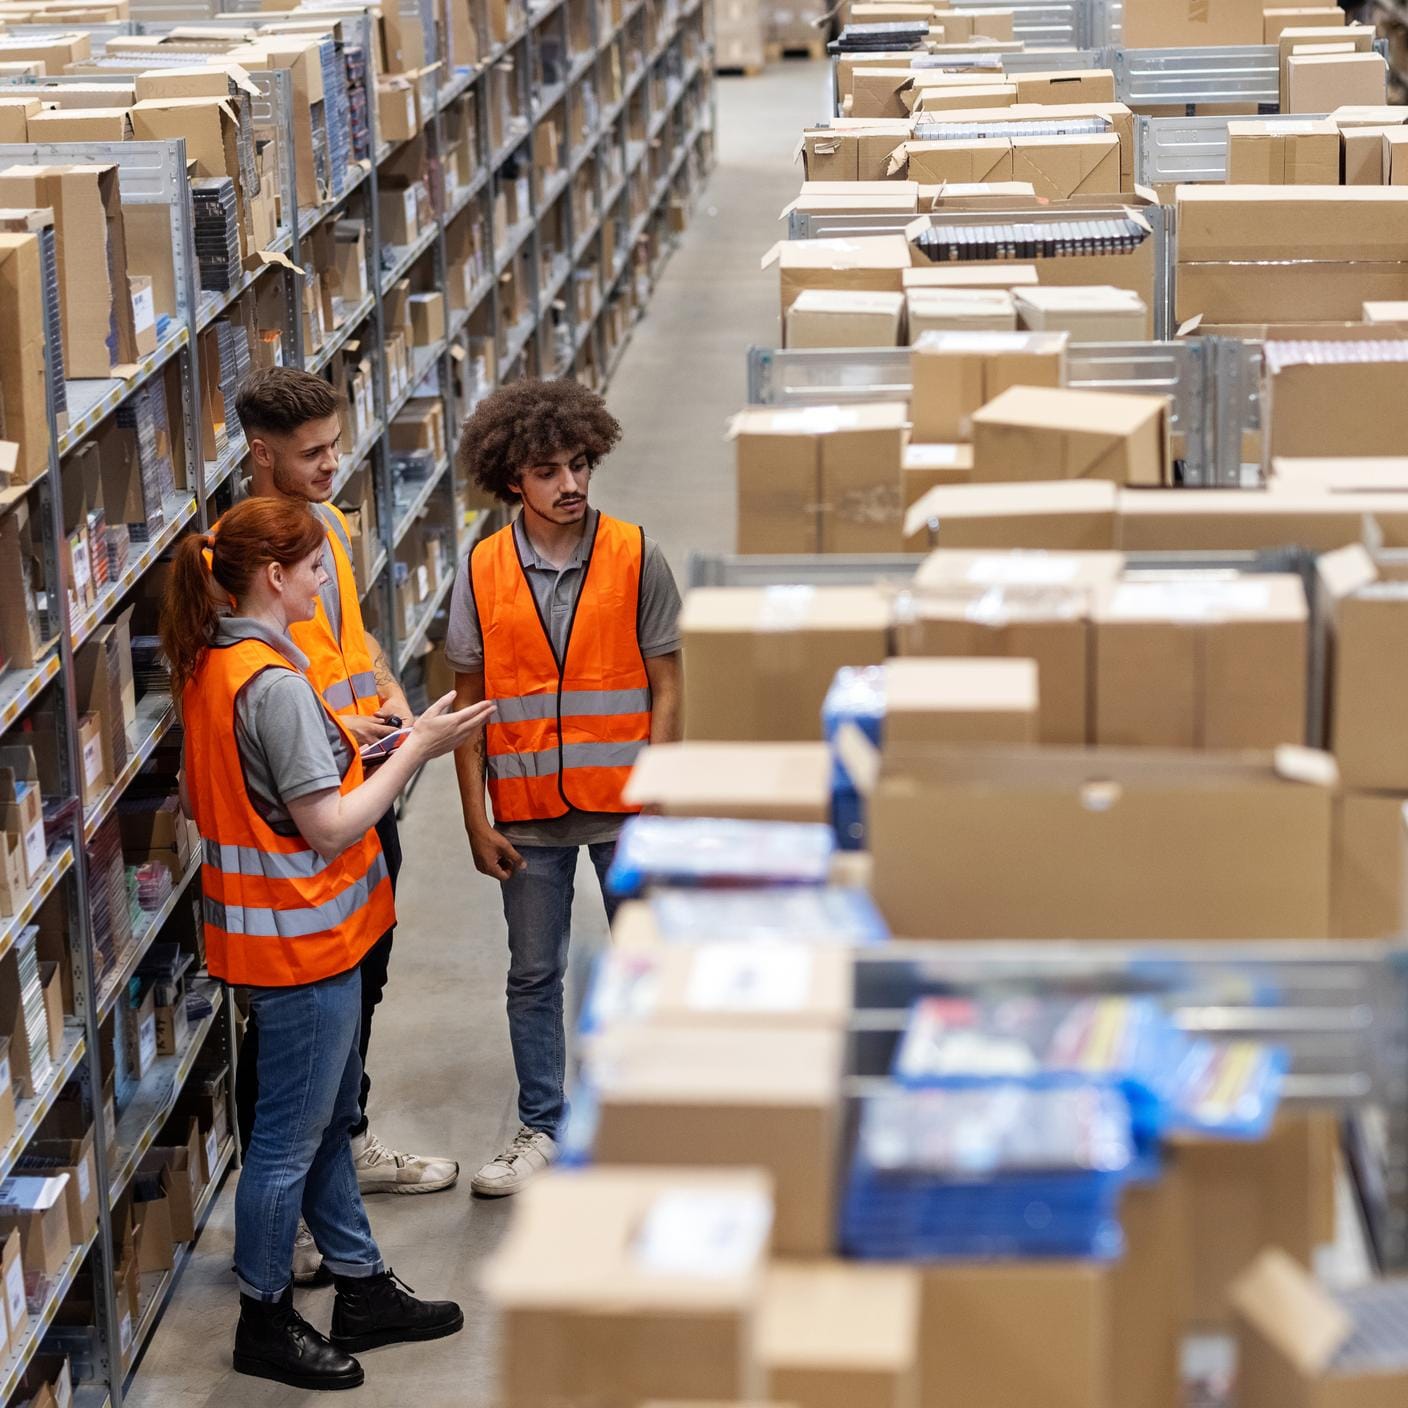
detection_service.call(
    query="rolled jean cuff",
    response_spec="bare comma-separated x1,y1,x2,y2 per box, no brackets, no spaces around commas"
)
236,1273,292,1302
322,1256,384,1279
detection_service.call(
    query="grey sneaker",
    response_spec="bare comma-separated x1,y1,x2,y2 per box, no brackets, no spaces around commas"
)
292,1218,329,1287
351,1128,459,1195
469,1126,558,1198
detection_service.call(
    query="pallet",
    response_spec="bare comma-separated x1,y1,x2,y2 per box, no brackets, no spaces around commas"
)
714,60,765,74
765,37,828,60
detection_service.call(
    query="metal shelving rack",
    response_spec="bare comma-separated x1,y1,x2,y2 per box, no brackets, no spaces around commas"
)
0,0,716,1398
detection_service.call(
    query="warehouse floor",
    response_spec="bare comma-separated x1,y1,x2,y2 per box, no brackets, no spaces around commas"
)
126,58,824,1408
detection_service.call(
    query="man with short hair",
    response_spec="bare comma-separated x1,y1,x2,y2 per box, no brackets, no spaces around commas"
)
232,369,461,1277
446,378,683,1196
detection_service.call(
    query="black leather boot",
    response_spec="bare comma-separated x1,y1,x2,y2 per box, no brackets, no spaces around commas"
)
329,1270,465,1352
233,1288,365,1390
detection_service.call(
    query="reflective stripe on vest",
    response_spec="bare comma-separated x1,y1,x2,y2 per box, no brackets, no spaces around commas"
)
471,514,650,822
292,503,381,718
183,635,394,987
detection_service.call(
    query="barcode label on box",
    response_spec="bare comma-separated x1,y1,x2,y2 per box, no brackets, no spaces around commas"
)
76,1158,90,1203
21,821,44,880
138,1013,157,1071
686,944,813,1013
0,1057,12,1096
4,1254,24,1323
119,1310,133,1352
205,1129,220,1181
415,565,430,601
82,736,102,788
633,1188,772,1279
966,554,1081,586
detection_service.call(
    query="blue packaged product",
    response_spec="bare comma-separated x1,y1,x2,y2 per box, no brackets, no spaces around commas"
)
605,815,836,897
841,1083,1133,1260
822,665,886,850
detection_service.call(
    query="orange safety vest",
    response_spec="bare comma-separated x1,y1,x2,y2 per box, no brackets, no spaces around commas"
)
471,513,651,822
183,634,394,987
208,502,380,718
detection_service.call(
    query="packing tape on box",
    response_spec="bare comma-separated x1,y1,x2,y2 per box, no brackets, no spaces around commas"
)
758,584,817,631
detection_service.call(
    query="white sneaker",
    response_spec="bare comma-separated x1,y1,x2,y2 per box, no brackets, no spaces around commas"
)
469,1126,558,1197
292,1218,326,1286
351,1127,460,1195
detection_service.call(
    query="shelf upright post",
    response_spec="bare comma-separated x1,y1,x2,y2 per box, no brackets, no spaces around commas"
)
34,230,131,1408
429,67,461,568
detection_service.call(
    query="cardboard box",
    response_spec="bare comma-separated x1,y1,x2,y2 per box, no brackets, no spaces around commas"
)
1271,455,1408,489
902,442,974,504
0,233,46,481
909,83,1018,116
1013,69,1117,105
907,289,1015,337
484,1168,771,1406
132,1184,173,1273
1174,186,1408,263
1318,544,1408,789
1226,119,1340,184
1233,1249,1408,1408
785,184,921,220
38,963,61,1063
765,236,913,321
1013,285,1147,341
1332,790,1408,938
786,289,905,349
1265,6,1345,41
22,1133,96,1246
972,386,1170,487
1341,124,1392,185
896,553,1123,744
1090,574,1308,750
681,587,891,741
0,97,38,141
893,138,1013,186
1117,487,1408,552
904,481,1120,552
759,1261,920,1408
1112,1171,1191,1408
1285,51,1387,114
1176,1112,1337,1328
589,1025,844,1255
902,264,1039,292
1009,134,1120,201
587,942,854,1032
0,32,91,74
623,743,832,823
919,1262,1112,1408
882,656,1038,745
0,164,139,379
1267,345,1408,460
1175,262,1408,326
26,106,132,141
910,330,1068,443
0,1040,14,1154
868,745,1336,938
379,185,418,246
129,274,156,357
0,1229,24,1358
0,1175,71,1282
0,745,46,889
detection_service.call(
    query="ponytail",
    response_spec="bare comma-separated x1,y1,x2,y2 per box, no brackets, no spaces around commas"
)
159,498,326,697
161,533,224,698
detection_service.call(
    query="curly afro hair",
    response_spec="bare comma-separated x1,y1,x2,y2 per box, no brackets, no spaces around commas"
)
455,378,623,504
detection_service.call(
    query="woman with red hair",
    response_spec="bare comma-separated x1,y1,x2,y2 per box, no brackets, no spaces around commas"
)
163,496,493,1391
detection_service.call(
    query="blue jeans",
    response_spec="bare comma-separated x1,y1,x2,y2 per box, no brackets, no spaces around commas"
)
234,967,384,1300
501,842,619,1135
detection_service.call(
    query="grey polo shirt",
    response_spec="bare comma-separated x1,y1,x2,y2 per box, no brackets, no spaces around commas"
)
214,617,354,836
443,508,682,848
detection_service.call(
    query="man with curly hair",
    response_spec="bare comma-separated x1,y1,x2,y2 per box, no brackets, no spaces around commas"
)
445,378,682,1196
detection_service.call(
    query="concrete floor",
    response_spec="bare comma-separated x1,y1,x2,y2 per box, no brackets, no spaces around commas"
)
126,59,825,1408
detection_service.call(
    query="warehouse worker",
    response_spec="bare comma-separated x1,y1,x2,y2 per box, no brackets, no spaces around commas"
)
446,378,683,1196
162,497,492,1388
233,369,458,1284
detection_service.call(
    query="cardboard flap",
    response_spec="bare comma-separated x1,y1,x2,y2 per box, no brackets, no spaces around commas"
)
1273,744,1340,789
1229,1249,1351,1375
1317,542,1379,598
255,248,303,273
903,214,931,242
1177,315,1203,337
792,137,804,165
760,241,783,270
833,722,880,799
886,143,908,177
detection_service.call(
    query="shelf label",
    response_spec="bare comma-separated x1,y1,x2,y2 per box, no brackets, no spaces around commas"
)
76,1157,90,1205
0,1056,11,1098
119,1309,133,1353
205,1128,220,1183
416,564,430,601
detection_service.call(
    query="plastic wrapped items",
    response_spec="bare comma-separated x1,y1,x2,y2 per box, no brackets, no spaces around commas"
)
892,996,1286,1148
822,665,886,851
605,816,835,897
841,1083,1133,1260
649,886,889,945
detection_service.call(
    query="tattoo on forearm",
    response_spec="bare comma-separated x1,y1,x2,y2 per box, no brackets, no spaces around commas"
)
372,645,397,691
